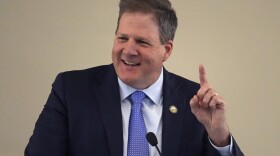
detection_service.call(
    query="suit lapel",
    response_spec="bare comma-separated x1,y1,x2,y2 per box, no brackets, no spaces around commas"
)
91,65,123,156
161,69,187,156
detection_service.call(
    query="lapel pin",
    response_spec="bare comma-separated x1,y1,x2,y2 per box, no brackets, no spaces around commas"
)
169,105,178,114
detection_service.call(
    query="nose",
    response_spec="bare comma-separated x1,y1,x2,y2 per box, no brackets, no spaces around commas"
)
122,40,138,56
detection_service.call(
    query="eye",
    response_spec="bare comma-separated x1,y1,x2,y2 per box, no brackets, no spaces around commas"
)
117,36,128,42
137,40,150,47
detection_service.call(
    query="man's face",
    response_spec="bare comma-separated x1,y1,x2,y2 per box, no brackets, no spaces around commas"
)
112,12,173,89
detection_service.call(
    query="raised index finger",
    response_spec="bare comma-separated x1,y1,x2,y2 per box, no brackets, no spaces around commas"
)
199,64,208,86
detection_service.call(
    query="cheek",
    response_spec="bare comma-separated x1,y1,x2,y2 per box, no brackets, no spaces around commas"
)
112,42,123,54
144,55,163,71
112,46,121,58
151,51,166,63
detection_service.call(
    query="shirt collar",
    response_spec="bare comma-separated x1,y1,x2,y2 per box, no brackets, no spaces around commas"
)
118,68,163,105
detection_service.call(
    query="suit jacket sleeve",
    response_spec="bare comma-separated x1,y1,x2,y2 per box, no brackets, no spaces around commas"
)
25,73,69,156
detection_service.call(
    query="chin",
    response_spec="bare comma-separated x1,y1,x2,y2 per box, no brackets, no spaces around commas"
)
118,75,139,86
120,75,136,84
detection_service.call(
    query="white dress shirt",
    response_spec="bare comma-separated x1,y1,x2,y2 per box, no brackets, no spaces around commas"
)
118,69,232,156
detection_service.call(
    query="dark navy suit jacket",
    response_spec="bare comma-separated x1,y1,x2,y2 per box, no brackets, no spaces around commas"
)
25,64,243,156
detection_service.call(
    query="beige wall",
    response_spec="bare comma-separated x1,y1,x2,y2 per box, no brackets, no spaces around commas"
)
1,0,279,155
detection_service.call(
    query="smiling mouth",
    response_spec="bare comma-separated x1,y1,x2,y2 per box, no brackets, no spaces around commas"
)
122,60,141,66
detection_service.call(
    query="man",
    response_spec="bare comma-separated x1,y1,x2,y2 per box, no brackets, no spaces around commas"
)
25,0,244,155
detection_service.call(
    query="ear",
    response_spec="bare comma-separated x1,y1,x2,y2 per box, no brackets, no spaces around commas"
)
162,40,173,62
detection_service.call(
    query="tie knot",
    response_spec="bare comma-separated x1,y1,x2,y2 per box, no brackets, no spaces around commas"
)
131,91,145,104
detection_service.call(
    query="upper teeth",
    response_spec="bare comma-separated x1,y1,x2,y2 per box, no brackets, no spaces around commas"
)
124,60,138,65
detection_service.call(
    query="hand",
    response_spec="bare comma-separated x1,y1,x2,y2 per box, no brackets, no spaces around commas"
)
190,64,230,146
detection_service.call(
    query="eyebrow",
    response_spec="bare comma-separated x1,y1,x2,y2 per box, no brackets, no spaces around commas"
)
116,32,152,43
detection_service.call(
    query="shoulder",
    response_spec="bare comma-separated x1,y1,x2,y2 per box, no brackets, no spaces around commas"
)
60,64,113,78
52,64,116,87
164,69,199,89
163,68,200,97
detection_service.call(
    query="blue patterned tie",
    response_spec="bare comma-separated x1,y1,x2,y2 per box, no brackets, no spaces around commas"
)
127,91,149,156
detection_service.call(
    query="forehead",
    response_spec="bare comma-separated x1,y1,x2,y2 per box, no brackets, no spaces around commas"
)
117,12,160,40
